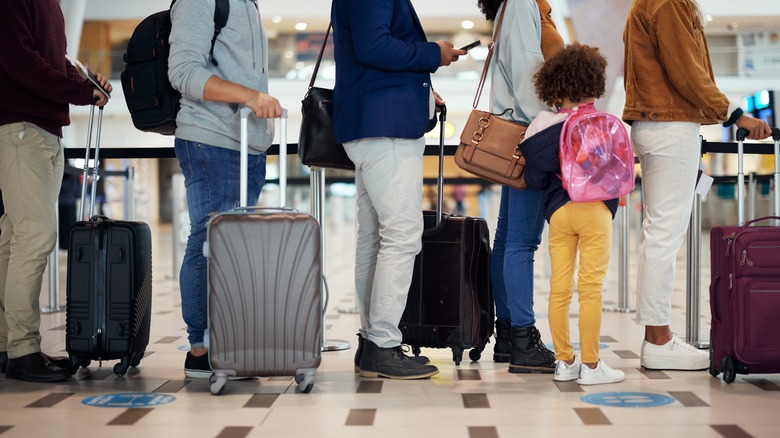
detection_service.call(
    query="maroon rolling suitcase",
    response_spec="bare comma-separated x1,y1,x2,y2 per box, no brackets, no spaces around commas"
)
399,106,494,365
709,127,780,384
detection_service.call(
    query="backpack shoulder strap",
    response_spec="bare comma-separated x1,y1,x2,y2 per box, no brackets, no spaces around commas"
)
209,0,231,66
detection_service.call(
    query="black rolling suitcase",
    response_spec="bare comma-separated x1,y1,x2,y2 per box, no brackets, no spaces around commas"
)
399,106,494,365
65,104,153,376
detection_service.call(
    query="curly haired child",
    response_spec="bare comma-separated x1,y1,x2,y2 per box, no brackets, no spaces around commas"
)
518,43,625,385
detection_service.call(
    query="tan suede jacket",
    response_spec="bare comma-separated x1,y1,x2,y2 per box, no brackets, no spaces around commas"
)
623,0,734,125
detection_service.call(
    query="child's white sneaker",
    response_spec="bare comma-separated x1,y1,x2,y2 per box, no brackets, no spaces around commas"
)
577,360,624,385
553,356,581,382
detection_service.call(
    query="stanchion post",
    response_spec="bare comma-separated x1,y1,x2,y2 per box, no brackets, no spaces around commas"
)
604,200,635,313
310,167,350,352
126,165,136,221
685,192,705,348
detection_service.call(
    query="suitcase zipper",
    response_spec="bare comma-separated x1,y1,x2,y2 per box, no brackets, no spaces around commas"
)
741,250,753,267
729,273,733,289
724,232,736,256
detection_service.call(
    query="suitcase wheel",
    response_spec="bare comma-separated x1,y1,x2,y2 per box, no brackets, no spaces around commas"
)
708,349,719,378
210,373,227,396
468,348,482,363
295,371,316,394
722,355,737,384
451,346,463,366
130,352,144,368
113,359,129,377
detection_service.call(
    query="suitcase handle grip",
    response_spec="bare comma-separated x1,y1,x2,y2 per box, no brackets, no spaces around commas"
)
742,216,780,228
231,206,298,214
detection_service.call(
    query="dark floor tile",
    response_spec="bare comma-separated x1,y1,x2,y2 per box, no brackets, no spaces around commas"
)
345,408,376,426
48,324,66,331
216,426,253,438
613,350,640,359
600,336,618,342
639,368,671,379
574,407,611,425
356,381,383,394
0,426,12,435
25,392,74,408
462,393,490,409
711,425,754,438
153,380,191,393
154,336,180,344
468,426,499,438
457,369,482,381
554,381,584,393
107,408,153,425
244,394,278,408
745,378,780,391
669,391,709,407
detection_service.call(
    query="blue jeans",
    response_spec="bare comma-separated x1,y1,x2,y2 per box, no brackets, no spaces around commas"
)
491,185,546,327
175,139,267,348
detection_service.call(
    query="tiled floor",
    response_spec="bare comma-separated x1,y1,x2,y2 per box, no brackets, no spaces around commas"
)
1,193,779,438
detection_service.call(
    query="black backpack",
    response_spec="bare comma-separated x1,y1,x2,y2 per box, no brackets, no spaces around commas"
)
121,0,229,135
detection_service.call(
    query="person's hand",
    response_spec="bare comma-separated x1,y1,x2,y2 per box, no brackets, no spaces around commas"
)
92,73,112,107
437,41,466,67
245,91,282,118
433,91,445,107
735,114,771,140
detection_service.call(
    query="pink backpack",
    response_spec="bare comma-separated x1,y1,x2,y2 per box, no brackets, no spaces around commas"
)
558,104,635,202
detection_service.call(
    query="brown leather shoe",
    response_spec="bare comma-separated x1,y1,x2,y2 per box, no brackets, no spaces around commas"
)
5,352,70,382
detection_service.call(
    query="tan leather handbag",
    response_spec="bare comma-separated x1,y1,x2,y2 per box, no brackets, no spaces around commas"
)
455,2,528,190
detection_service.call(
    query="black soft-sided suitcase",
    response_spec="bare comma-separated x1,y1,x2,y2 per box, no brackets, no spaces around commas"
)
65,104,153,376
399,106,494,365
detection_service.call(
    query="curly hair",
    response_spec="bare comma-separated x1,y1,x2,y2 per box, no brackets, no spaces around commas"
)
476,0,502,21
533,43,608,107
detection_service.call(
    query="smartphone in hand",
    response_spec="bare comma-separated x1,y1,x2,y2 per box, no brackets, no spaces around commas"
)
459,40,481,51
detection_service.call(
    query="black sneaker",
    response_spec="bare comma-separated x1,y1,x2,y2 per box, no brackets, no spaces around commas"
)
184,352,254,380
184,352,213,379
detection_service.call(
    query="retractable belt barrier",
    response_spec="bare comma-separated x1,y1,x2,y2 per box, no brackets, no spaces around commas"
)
55,131,780,352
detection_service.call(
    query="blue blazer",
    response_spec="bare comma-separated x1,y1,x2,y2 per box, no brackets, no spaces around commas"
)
331,0,441,144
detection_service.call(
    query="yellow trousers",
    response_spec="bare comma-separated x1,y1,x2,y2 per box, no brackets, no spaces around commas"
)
547,201,612,365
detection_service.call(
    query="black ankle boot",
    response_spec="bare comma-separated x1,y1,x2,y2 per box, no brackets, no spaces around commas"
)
359,340,439,380
493,320,512,363
508,326,555,374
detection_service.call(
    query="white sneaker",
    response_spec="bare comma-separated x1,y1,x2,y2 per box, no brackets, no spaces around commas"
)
640,335,708,371
577,360,625,385
554,356,581,382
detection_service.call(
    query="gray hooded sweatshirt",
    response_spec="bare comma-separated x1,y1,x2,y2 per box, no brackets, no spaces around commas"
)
169,0,273,153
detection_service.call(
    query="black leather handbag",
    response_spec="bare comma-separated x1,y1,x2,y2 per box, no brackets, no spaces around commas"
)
298,24,355,171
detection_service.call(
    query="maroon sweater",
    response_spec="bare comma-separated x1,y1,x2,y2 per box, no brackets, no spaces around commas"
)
0,0,95,137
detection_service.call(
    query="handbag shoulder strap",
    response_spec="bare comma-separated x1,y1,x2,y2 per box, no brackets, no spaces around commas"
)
308,23,332,91
473,1,510,109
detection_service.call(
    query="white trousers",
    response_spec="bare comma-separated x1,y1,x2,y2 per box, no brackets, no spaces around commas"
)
632,121,701,326
343,137,425,348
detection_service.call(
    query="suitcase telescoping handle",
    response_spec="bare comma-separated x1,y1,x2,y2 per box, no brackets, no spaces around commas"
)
239,107,288,208
434,105,447,226
78,99,105,221
735,127,780,225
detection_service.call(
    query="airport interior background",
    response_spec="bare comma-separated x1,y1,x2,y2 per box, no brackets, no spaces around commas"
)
1,0,780,437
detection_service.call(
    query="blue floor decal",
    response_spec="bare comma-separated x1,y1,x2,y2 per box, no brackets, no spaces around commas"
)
82,393,176,408
581,392,676,408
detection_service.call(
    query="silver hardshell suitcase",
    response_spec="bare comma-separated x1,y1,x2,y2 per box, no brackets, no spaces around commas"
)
205,108,321,395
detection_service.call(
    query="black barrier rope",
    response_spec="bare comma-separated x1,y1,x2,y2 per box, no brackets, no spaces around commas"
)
63,138,779,186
